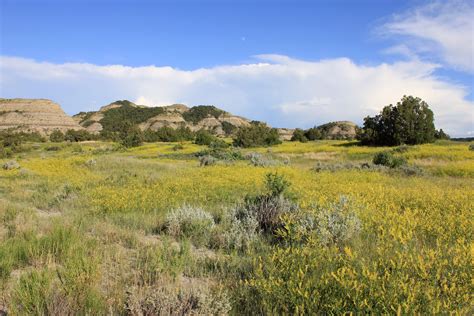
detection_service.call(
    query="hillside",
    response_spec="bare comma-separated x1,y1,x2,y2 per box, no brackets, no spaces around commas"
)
279,121,359,141
74,100,360,140
73,100,251,136
0,98,83,134
0,98,359,141
317,121,358,139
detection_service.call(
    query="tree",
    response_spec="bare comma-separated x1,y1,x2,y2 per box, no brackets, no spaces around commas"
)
435,129,450,140
304,127,322,141
195,130,217,146
291,129,308,142
233,121,281,148
119,126,143,148
357,96,436,146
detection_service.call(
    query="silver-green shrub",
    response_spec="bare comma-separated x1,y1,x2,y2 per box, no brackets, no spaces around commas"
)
246,152,280,167
164,205,215,247
313,196,361,246
221,206,260,251
199,155,217,166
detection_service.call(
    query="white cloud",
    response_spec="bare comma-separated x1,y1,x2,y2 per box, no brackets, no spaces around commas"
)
0,55,473,136
381,0,474,73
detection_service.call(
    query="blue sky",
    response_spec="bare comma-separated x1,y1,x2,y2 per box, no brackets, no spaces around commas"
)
2,0,408,68
1,0,473,136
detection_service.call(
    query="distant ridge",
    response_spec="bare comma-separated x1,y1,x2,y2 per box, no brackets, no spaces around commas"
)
0,98,359,140
0,98,83,135
73,100,251,136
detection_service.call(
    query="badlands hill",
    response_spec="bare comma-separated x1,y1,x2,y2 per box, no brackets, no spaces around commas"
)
0,98,82,134
73,100,251,136
0,98,358,140
277,121,359,141
74,100,359,139
317,121,358,140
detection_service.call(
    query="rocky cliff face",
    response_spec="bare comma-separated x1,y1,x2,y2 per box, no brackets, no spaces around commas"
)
0,98,83,134
74,100,251,136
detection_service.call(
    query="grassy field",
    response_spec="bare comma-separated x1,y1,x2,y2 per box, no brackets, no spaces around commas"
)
0,140,473,314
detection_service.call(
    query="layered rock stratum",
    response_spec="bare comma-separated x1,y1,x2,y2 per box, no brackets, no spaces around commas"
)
0,98,83,134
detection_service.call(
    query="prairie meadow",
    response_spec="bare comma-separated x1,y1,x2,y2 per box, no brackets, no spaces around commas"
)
0,140,473,314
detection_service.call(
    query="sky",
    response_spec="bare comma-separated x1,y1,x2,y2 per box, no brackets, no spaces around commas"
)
0,0,473,136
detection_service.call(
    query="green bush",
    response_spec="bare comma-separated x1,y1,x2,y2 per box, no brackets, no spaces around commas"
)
0,131,22,149
0,146,13,158
373,152,393,166
196,146,243,162
373,151,407,168
233,121,281,148
194,130,217,146
243,173,298,233
265,172,291,197
49,130,65,142
0,130,41,156
390,156,408,168
209,138,229,149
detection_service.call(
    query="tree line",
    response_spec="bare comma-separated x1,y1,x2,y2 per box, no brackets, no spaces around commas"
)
2,95,451,150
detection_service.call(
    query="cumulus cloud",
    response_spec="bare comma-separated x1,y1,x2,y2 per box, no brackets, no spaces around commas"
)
381,0,474,73
0,55,472,136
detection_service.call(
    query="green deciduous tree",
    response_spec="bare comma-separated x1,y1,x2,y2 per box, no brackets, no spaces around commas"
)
358,96,436,146
119,126,143,148
233,121,281,148
291,129,308,142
